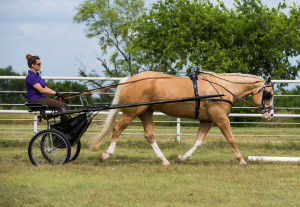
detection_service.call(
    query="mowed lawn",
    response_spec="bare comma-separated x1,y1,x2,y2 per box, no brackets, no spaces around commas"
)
1,123,300,207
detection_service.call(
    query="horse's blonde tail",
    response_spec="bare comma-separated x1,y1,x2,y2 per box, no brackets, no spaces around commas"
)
89,77,129,151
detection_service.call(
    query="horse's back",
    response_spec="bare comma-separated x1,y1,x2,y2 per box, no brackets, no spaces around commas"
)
120,71,188,103
118,71,234,120
119,72,195,118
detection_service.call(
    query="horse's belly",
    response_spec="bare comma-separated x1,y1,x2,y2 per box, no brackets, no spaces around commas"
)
152,102,210,120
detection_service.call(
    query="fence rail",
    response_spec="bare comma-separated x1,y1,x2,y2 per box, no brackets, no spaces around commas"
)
0,76,123,81
1,75,300,83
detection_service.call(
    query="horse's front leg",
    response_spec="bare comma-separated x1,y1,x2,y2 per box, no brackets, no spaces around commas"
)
215,116,247,167
177,121,213,162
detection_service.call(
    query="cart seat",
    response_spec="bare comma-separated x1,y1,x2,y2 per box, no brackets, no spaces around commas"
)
24,102,48,112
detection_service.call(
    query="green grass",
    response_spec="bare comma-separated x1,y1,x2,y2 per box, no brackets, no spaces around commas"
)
1,161,300,207
1,123,300,206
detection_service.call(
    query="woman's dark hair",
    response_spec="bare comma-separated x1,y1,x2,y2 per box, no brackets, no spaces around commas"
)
26,54,40,68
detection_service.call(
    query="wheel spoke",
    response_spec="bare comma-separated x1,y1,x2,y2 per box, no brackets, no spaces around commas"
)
28,130,70,166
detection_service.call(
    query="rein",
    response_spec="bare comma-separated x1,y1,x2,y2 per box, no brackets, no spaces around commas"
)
197,75,256,107
63,76,177,99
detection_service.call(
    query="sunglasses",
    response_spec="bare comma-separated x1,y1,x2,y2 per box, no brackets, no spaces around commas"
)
35,63,41,66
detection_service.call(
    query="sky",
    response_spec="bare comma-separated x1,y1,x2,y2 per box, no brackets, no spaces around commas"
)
0,0,299,77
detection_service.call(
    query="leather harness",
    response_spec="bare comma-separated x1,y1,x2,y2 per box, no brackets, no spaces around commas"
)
189,72,233,119
189,73,201,119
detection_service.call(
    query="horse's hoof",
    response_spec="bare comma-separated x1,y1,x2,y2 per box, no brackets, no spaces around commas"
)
240,163,248,167
177,155,184,163
100,153,107,162
163,161,170,166
100,155,104,162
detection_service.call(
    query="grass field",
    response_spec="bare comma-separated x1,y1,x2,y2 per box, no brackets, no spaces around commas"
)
1,121,300,206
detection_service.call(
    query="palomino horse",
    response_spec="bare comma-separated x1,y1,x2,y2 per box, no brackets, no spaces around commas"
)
89,71,274,166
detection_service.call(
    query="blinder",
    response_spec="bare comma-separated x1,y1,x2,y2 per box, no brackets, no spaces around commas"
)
262,90,272,100
259,82,274,113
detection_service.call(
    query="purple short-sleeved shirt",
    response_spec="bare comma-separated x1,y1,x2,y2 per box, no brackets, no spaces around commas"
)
25,70,46,102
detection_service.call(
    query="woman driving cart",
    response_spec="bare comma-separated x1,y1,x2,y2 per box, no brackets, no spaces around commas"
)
25,54,71,121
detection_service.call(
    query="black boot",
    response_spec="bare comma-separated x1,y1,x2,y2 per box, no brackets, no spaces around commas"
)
59,108,72,122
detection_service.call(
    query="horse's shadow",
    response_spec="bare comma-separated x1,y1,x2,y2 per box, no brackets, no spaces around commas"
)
70,154,240,167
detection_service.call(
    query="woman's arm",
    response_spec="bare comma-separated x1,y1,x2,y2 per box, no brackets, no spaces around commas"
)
33,83,56,95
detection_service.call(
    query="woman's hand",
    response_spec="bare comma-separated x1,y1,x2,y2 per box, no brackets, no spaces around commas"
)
55,92,64,99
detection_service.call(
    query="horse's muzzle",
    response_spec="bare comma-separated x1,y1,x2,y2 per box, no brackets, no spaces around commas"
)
262,109,274,120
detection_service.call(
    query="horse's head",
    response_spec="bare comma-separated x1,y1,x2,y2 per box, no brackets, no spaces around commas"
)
252,76,274,120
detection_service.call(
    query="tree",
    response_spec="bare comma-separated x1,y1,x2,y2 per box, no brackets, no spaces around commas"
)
0,66,27,108
73,0,145,77
130,0,300,79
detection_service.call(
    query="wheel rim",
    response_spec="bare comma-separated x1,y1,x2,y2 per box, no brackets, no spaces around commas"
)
29,131,70,166
69,141,81,162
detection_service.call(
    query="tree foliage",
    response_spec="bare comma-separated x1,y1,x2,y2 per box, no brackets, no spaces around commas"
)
73,0,145,77
0,66,27,107
130,0,300,78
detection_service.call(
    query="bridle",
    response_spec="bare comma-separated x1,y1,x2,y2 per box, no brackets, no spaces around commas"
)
252,80,274,113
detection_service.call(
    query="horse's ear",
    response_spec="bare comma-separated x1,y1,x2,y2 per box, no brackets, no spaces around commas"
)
266,75,271,85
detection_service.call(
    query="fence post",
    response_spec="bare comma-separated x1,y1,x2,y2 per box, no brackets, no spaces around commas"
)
33,112,38,134
177,118,180,144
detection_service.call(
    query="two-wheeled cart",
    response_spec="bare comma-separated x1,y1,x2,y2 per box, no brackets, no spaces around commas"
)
25,94,226,166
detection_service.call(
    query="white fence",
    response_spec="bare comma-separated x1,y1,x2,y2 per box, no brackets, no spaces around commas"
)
1,76,300,142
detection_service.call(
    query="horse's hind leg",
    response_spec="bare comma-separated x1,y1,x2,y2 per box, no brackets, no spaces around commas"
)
100,114,133,162
177,121,212,162
138,109,170,166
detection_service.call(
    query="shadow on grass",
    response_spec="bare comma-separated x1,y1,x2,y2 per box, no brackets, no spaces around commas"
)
69,153,241,167
3,139,300,151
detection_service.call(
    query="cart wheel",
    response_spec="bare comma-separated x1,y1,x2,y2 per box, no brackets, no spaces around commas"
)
28,129,71,166
69,140,81,162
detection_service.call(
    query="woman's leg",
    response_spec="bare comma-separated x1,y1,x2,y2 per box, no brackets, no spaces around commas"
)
30,98,71,121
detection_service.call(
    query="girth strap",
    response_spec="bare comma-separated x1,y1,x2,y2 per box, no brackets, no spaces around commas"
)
189,72,200,119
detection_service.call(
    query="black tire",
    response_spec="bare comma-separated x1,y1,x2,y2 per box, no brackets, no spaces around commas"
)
69,140,81,162
28,129,71,166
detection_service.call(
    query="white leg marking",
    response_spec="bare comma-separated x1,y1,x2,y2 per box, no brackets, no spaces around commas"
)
101,141,116,161
107,141,116,155
178,140,202,162
151,141,170,166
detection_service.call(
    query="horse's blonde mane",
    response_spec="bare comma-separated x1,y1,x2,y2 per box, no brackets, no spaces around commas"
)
203,72,263,80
